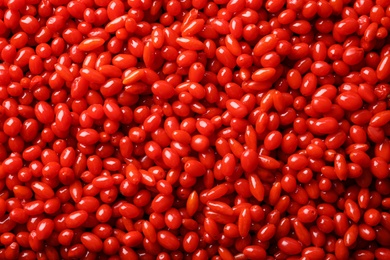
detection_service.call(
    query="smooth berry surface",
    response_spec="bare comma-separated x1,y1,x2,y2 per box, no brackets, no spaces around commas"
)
0,0,390,259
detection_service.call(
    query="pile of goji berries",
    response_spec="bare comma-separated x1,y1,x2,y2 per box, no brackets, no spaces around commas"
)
0,0,390,258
